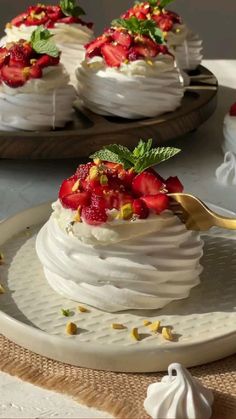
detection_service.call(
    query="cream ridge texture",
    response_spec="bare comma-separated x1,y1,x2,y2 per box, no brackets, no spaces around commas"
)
0,65,76,131
36,201,203,312
166,24,203,71
4,23,93,88
76,54,184,119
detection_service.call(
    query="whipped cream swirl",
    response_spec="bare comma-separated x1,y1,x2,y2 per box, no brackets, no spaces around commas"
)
76,54,184,119
166,24,203,71
144,363,214,419
36,201,203,312
215,151,236,186
0,65,76,131
4,23,93,88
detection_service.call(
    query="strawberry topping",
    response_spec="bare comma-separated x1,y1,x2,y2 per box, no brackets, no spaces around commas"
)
141,194,170,214
9,3,93,30
165,176,184,193
82,206,108,225
0,34,61,88
101,44,128,68
132,172,164,196
58,140,183,225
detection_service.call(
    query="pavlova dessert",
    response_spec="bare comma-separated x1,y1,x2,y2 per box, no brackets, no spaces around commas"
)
0,27,76,131
4,1,93,87
76,17,184,119
36,139,203,312
122,0,203,72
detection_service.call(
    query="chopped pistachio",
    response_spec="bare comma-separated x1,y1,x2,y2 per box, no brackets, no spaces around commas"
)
0,284,5,294
72,179,81,192
131,327,140,341
100,174,108,185
111,323,126,330
66,322,77,335
162,327,174,341
94,158,101,166
78,305,89,313
149,321,161,333
61,308,71,317
143,320,152,327
74,208,82,223
89,166,99,180
146,59,154,66
120,203,133,220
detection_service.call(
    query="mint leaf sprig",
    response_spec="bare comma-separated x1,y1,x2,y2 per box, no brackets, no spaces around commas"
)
31,27,60,57
90,139,180,173
111,17,164,44
60,0,85,18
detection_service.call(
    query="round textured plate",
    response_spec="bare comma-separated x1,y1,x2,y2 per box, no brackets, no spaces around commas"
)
0,202,235,373
0,65,217,159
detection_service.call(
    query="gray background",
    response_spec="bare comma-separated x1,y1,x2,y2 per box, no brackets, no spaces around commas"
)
1,0,236,58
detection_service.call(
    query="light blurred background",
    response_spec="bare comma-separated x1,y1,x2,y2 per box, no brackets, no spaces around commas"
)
1,0,236,58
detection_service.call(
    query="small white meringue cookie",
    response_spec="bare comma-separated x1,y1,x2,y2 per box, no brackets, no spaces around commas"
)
144,363,214,419
216,151,236,186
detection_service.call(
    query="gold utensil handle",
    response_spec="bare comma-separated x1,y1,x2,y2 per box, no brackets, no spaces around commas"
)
214,215,236,230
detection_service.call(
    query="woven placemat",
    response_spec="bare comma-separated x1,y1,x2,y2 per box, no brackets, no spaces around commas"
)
0,334,235,419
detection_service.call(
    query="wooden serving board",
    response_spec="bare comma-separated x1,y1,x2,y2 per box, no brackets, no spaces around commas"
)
0,65,218,160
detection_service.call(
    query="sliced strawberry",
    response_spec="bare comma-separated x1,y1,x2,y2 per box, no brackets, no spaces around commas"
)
104,162,123,172
29,65,42,79
133,38,159,58
85,35,110,59
59,176,78,200
112,30,132,48
118,169,136,189
0,65,27,87
101,44,128,68
134,11,147,19
36,54,60,69
61,192,91,210
165,176,184,193
47,6,63,21
57,16,78,24
128,48,142,62
133,199,149,219
134,2,150,15
82,206,108,225
132,172,164,196
157,17,174,32
141,194,169,214
76,162,94,180
0,48,9,68
146,168,165,183
11,13,28,27
229,103,236,117
91,193,107,211
9,44,30,68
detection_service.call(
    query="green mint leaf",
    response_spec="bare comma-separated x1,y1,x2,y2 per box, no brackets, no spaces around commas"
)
134,147,180,173
133,138,153,158
31,27,60,57
105,144,136,165
90,149,132,170
112,17,164,44
159,0,175,9
61,308,71,317
60,0,85,17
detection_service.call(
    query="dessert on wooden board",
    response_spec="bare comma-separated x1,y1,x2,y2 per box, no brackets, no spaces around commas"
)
3,1,93,88
0,27,76,131
121,0,203,72
77,17,184,119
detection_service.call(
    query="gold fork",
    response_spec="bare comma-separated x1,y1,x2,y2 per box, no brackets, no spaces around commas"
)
169,193,236,231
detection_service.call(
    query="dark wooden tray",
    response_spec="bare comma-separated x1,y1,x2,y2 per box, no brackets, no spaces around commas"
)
0,65,218,159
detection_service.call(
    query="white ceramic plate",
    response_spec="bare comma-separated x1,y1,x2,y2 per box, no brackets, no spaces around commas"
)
0,202,235,372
